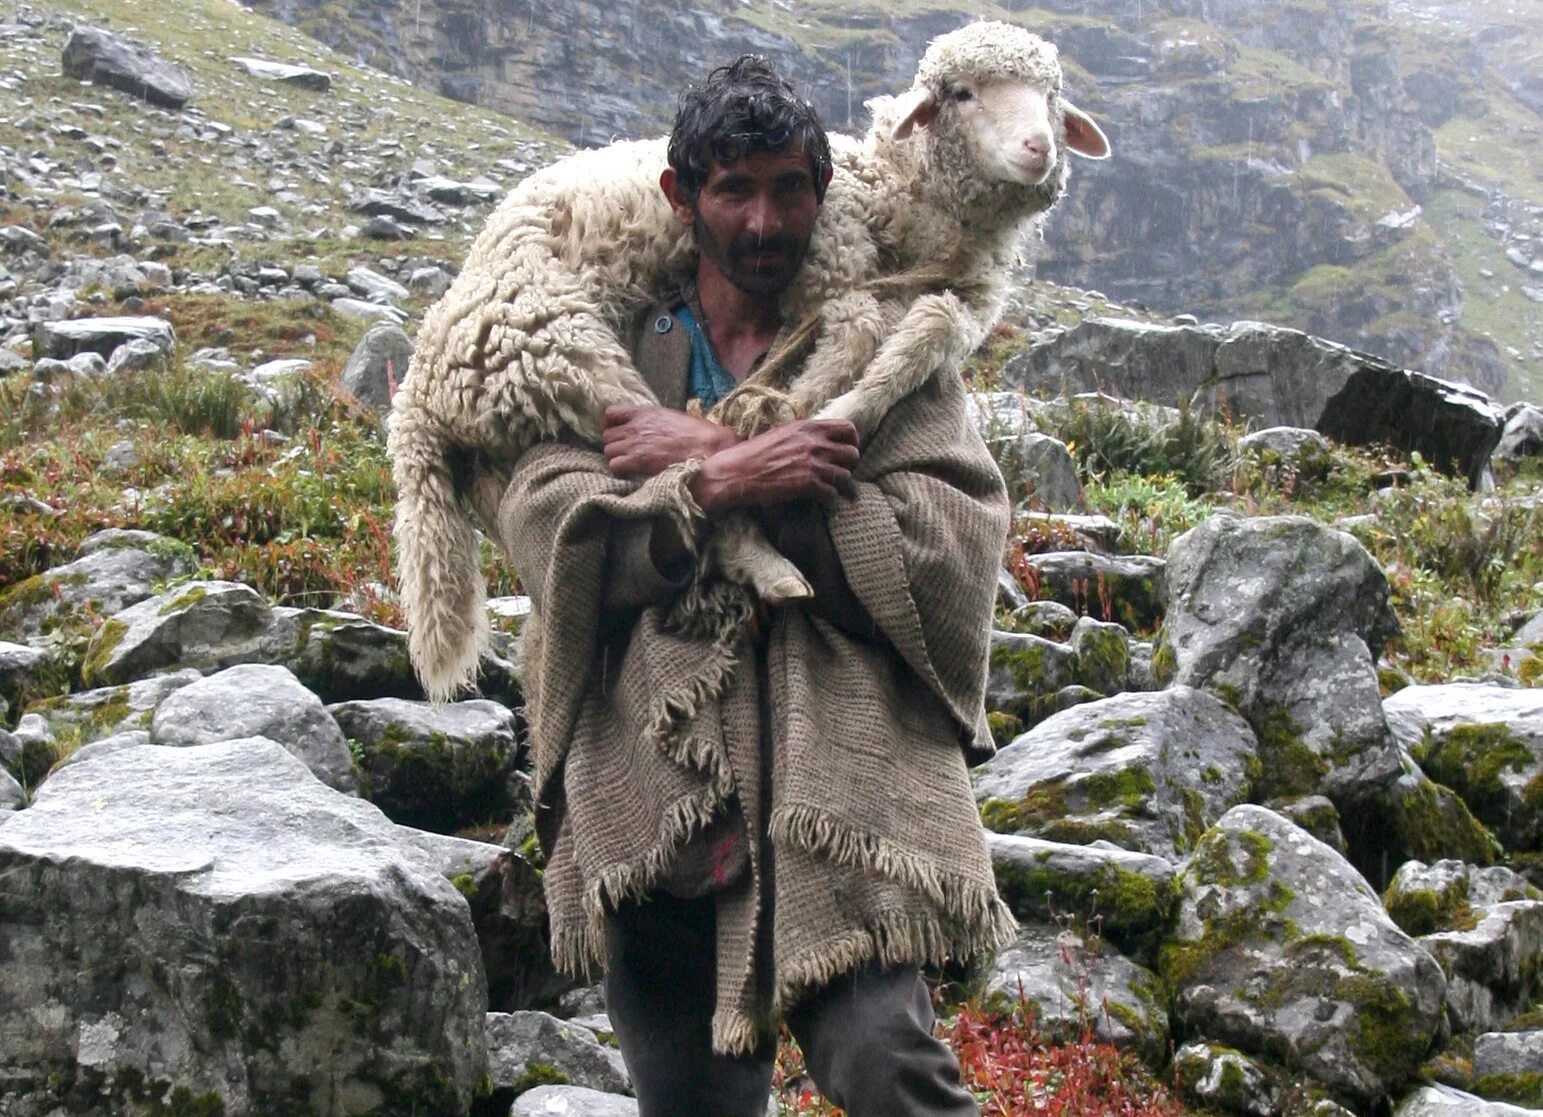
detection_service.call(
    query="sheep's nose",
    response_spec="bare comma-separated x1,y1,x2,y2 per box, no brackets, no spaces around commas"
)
1022,136,1050,165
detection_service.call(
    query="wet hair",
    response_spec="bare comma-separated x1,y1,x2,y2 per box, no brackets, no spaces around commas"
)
667,55,833,203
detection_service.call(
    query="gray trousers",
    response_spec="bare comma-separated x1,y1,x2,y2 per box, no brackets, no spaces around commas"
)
604,893,980,1117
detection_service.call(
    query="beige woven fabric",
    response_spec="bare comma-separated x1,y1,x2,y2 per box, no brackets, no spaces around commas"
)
495,360,1017,1054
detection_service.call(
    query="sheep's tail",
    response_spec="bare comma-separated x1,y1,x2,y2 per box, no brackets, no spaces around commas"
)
389,404,488,705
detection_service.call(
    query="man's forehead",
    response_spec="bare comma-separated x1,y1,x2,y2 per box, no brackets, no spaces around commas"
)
706,143,813,179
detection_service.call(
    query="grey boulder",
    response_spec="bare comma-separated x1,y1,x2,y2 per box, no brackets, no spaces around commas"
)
341,322,414,414
398,828,566,1012
1468,1030,1543,1092
512,1086,640,1116
32,314,175,362
1002,318,1504,487
328,697,518,831
1494,403,1543,463
1017,551,1166,632
0,765,22,810
986,831,1177,959
1161,515,1403,821
975,687,1257,861
0,738,486,1115
0,529,197,642
1421,900,1543,1034
1384,684,1543,852
25,669,201,752
984,924,1169,1063
83,581,272,687
1172,1043,1282,1117
229,55,331,91
486,1010,631,1099
1395,1084,1543,1116
985,630,1078,729
0,640,47,709
150,663,357,793
346,266,409,304
261,605,417,703
61,26,192,108
1162,805,1446,1107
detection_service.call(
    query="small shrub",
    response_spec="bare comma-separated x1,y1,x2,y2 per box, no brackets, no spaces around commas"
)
773,994,1189,1116
1372,476,1542,605
944,995,1186,1117
138,363,254,439
1081,472,1218,556
1036,397,1236,497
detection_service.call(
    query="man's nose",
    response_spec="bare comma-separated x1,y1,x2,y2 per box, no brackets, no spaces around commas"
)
747,194,784,236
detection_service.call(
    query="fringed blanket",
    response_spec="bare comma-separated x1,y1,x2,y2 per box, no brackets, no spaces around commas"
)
494,361,1017,1053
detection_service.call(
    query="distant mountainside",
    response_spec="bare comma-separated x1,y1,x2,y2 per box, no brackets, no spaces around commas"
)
240,0,1543,403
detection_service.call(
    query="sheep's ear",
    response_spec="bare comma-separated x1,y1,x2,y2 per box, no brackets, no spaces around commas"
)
1063,101,1111,159
890,87,938,140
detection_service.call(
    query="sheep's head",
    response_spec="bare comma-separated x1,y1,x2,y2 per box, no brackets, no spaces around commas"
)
890,21,1109,196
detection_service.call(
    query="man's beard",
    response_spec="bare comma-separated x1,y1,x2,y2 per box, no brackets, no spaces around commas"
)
693,216,811,298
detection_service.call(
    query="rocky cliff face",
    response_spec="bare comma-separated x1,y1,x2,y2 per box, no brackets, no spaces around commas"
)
241,0,1542,401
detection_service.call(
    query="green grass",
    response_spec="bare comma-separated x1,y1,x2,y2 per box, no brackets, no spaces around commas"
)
1434,81,1543,211
1423,189,1543,404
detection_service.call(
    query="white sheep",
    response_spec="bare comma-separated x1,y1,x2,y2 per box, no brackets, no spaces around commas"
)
390,20,1110,703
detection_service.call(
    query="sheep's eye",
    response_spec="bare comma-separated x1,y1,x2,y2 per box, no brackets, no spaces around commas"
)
952,86,974,102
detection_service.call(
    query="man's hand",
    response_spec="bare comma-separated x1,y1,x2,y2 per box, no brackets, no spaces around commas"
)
603,405,740,478
693,419,859,516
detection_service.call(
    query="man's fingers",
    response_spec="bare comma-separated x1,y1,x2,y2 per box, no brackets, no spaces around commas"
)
813,419,859,444
603,404,640,426
824,442,861,470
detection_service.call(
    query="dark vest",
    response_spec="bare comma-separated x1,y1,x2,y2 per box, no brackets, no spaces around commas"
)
625,304,691,411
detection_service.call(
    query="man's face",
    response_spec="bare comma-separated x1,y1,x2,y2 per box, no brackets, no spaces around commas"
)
672,146,824,300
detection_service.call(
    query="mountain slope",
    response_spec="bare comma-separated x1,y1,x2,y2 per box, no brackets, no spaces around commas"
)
241,0,1543,402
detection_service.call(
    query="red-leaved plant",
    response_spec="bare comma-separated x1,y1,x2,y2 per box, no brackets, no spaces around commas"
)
774,993,1188,1117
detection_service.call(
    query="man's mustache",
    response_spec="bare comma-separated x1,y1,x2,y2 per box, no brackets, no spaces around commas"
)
728,235,801,257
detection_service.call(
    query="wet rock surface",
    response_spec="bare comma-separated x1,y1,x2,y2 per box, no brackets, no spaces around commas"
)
0,738,487,1116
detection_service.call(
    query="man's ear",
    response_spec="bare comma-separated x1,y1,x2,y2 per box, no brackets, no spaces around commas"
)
659,167,696,225
819,163,833,196
890,87,938,141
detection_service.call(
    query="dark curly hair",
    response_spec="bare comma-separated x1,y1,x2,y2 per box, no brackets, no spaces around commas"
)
667,55,833,203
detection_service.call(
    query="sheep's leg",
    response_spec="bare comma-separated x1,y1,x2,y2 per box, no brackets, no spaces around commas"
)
708,514,813,603
786,290,888,416
814,291,981,435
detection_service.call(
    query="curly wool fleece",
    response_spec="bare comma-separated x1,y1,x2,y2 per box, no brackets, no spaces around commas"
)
390,21,1099,703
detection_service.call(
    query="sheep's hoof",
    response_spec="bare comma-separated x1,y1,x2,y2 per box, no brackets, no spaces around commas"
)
762,575,814,604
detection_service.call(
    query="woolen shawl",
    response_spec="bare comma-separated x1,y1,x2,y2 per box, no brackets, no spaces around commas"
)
495,365,1018,1053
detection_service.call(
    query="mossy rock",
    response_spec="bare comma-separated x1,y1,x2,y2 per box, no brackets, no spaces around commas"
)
988,833,1177,960
1414,722,1540,847
1471,1071,1543,1106
1164,806,1446,1107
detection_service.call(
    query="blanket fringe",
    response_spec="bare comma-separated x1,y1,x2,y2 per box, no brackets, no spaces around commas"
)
711,1007,771,1058
584,788,726,918
642,581,752,796
550,924,605,981
771,908,1018,1020
771,804,1018,936
551,788,727,979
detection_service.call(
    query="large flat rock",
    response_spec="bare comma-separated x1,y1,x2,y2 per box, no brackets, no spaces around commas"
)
0,738,486,1115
